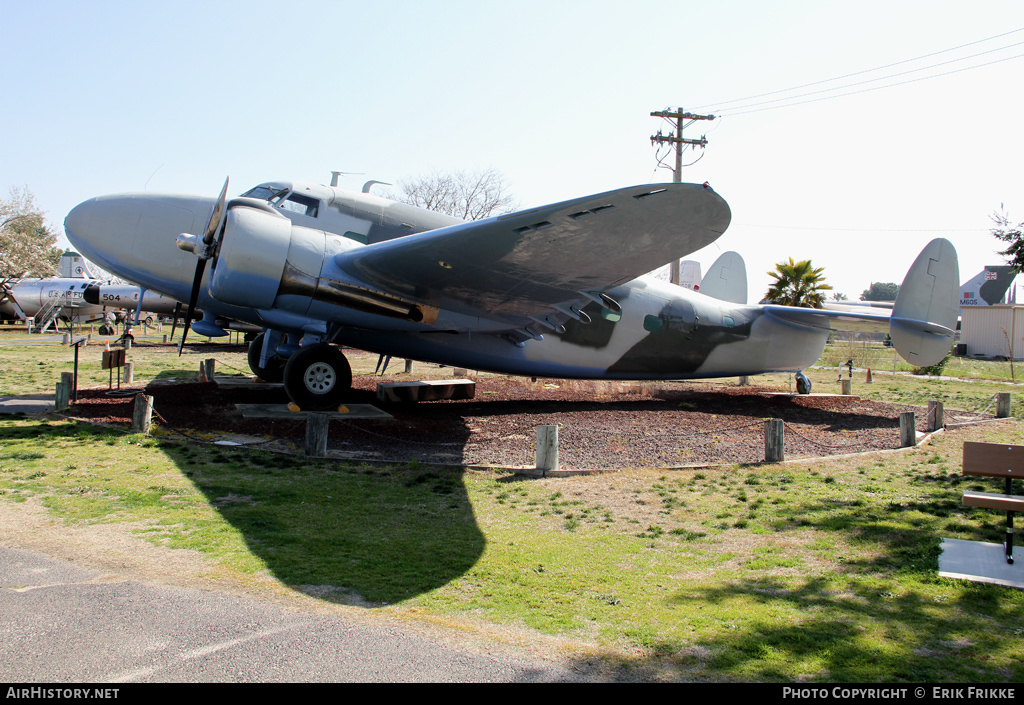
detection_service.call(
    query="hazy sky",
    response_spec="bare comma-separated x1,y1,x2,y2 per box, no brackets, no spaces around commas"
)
2,0,1023,302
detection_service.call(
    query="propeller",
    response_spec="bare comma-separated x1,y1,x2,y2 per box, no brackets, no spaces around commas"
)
178,178,229,355
169,301,182,341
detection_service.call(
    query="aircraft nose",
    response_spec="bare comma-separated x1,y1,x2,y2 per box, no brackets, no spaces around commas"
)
64,194,143,269
65,192,211,292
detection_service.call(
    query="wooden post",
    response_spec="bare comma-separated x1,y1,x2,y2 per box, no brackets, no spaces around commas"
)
124,362,134,385
841,379,852,395
536,425,559,473
738,375,749,386
899,411,917,447
204,358,216,382
124,336,132,351
55,375,71,411
404,359,413,374
764,418,784,462
163,334,168,344
131,394,153,435
305,412,329,457
927,400,944,431
997,392,1011,418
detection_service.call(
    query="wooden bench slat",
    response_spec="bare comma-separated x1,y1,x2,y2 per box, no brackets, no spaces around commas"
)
962,490,1024,512
962,441,1024,479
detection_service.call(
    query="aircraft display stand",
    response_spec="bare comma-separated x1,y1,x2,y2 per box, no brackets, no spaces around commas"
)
234,403,392,421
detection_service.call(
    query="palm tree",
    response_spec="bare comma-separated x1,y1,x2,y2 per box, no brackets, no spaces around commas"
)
764,258,832,308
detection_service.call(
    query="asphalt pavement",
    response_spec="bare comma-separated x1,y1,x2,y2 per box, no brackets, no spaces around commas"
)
0,546,580,683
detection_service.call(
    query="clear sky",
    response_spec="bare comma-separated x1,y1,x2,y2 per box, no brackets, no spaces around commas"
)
2,0,1023,303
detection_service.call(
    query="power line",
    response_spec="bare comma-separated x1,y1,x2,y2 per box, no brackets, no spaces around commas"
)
696,27,1024,116
720,43,1024,116
726,51,1024,116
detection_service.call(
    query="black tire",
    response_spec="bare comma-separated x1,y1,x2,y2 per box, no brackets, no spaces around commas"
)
283,343,352,411
795,371,812,395
247,332,286,383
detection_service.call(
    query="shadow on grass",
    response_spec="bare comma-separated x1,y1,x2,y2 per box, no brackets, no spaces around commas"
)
653,574,1023,682
161,443,485,606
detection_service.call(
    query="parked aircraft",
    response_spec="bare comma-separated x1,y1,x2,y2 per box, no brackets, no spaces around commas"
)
0,249,183,333
960,265,1016,308
63,178,960,409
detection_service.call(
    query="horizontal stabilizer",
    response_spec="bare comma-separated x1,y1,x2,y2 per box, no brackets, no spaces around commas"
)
891,238,959,367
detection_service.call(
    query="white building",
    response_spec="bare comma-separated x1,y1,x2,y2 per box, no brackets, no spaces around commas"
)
960,304,1024,359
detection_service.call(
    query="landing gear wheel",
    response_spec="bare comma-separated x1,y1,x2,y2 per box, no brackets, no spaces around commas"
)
795,371,812,395
283,343,352,411
99,324,115,336
247,332,286,383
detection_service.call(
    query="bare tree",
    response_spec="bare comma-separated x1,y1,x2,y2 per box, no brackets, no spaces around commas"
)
0,187,60,278
389,168,518,220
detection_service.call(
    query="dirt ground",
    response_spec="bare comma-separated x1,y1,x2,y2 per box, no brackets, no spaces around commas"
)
62,364,964,470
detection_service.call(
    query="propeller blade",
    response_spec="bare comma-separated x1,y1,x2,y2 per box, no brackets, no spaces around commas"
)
178,178,228,355
169,302,182,341
202,177,230,250
178,259,207,356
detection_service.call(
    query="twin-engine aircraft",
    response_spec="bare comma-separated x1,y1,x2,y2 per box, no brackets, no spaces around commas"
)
63,178,960,410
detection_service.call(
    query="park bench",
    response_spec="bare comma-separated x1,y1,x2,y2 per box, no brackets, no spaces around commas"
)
962,441,1024,564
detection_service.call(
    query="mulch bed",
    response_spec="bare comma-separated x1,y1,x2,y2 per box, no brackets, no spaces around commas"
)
64,374,948,469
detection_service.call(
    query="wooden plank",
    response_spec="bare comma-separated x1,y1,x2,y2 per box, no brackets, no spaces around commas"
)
963,441,1024,479
376,379,475,403
962,490,1024,512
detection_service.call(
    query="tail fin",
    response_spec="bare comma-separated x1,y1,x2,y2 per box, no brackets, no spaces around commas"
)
678,260,702,290
891,238,959,366
960,265,1016,307
698,251,748,304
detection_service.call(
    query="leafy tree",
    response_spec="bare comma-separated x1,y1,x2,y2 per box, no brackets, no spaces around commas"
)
388,168,517,220
0,187,60,279
764,258,832,308
831,291,849,301
991,205,1024,272
860,281,900,302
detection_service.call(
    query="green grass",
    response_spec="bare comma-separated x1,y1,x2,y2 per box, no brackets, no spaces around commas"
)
2,332,1024,680
2,414,1023,681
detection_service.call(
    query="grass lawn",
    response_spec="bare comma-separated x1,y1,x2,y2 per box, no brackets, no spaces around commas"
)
1,333,1023,681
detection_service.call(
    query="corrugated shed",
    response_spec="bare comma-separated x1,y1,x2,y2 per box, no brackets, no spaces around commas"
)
961,305,1024,358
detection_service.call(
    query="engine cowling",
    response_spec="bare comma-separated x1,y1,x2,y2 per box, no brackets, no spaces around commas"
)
207,205,438,324
208,206,296,309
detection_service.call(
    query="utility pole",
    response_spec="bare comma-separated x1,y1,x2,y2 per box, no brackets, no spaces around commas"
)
651,107,715,284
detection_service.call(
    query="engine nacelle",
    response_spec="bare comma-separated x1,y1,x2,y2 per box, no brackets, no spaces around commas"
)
208,206,298,309
208,205,439,324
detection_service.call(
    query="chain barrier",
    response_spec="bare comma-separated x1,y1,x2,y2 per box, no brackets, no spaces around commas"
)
779,420,877,451
559,417,768,440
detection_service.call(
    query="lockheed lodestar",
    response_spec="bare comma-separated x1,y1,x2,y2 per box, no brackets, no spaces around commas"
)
63,178,960,410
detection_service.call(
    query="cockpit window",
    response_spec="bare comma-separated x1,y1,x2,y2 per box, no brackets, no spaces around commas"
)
278,193,319,218
240,186,288,204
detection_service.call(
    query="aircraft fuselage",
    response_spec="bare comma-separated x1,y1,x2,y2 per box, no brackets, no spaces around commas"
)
64,182,826,384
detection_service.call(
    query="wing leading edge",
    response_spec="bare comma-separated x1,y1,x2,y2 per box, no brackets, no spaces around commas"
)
334,183,731,331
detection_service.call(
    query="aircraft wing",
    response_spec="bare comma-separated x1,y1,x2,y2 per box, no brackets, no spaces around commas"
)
335,183,731,329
